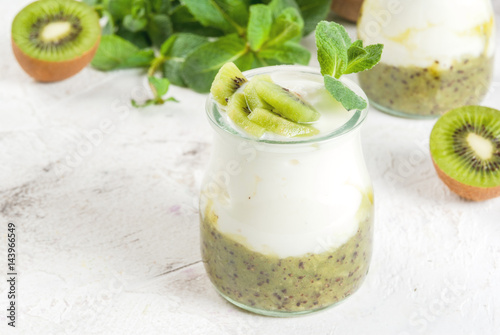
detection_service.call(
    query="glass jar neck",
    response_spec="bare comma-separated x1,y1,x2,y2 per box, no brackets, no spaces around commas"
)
205,65,369,150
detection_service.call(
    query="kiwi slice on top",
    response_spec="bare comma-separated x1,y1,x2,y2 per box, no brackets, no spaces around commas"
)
226,93,266,138
254,81,320,123
430,106,500,201
11,0,101,82
243,75,273,111
210,62,247,106
248,108,319,138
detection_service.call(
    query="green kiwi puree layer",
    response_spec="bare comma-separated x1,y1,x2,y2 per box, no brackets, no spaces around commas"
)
358,55,494,116
200,196,374,313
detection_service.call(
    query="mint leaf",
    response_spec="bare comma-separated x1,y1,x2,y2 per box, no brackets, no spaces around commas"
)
133,77,178,107
91,35,154,71
170,4,224,37
295,0,331,36
132,99,156,108
314,21,383,112
116,26,150,48
345,43,384,75
324,75,367,111
132,96,178,108
315,21,352,78
123,14,147,32
160,34,177,56
119,49,155,68
247,4,272,51
150,0,170,14
146,14,173,47
346,43,367,67
166,33,209,57
182,0,249,34
182,34,250,93
161,33,210,87
149,76,170,97
101,10,116,35
350,40,363,49
106,0,133,21
236,52,256,71
266,7,304,47
268,0,300,19
346,40,366,64
215,0,251,28
258,41,310,65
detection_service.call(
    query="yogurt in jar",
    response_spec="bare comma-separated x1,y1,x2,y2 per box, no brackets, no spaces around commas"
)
200,66,374,315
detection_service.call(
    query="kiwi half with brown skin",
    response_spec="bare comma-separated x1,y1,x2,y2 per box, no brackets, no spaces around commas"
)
11,0,101,82
430,106,500,201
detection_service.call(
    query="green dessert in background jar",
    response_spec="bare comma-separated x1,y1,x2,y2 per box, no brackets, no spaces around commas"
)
357,0,496,118
359,56,494,117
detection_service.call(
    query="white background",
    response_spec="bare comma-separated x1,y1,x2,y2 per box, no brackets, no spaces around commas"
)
0,1,499,334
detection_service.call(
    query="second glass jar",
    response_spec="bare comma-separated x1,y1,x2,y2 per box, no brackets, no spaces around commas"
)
357,0,496,118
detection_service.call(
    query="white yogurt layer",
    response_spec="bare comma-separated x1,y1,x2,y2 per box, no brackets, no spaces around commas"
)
201,69,372,258
358,0,495,68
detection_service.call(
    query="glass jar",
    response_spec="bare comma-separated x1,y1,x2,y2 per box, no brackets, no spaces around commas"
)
357,0,496,118
199,66,374,316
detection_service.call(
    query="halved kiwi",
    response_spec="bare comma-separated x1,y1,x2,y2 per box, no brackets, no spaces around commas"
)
430,106,500,201
11,0,101,82
210,62,247,106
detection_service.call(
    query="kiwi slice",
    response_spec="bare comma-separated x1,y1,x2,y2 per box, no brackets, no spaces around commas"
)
11,0,101,82
254,81,320,123
227,93,266,138
248,108,320,138
210,62,247,106
430,106,500,201
243,75,273,111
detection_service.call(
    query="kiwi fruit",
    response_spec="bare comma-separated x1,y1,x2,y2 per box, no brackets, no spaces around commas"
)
248,108,319,138
243,75,273,111
227,93,266,138
430,106,500,201
210,62,247,106
254,80,320,123
210,62,322,138
11,0,101,82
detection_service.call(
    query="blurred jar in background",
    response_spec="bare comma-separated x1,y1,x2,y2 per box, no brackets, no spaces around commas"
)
357,0,496,118
330,0,364,22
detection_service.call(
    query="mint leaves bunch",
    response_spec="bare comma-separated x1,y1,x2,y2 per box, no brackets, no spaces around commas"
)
315,21,383,111
85,0,332,107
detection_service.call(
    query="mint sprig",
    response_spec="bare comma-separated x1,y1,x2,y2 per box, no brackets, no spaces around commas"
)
315,21,383,111
86,0,332,107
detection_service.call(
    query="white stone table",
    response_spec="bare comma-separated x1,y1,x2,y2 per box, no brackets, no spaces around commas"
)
1,1,499,334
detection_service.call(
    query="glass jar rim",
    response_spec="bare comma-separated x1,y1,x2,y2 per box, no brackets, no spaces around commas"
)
205,65,369,146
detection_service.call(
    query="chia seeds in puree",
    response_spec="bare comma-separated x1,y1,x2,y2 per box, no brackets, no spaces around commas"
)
359,55,494,117
200,194,374,313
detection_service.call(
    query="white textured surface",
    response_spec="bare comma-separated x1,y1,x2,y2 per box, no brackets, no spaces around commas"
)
0,1,500,334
